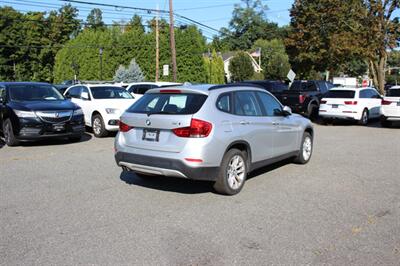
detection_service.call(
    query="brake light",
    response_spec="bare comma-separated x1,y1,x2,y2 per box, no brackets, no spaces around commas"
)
320,100,327,104
299,94,306,104
381,99,392,105
172,118,212,138
344,101,358,105
119,121,133,132
160,89,181,94
184,158,203,163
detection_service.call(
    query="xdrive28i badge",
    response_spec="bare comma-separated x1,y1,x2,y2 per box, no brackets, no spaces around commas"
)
145,119,151,126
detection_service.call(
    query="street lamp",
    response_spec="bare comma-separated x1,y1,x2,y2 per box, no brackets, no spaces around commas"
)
99,47,103,81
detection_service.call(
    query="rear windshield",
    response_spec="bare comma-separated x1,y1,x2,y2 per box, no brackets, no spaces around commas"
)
290,81,316,91
127,93,207,115
324,90,355,98
91,86,133,99
387,89,400,97
9,84,64,101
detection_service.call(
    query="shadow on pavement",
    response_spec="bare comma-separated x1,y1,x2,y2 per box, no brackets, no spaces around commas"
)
17,133,92,147
120,170,213,194
247,158,294,180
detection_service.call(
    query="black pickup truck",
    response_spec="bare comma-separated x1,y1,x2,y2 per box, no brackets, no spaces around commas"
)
273,80,335,119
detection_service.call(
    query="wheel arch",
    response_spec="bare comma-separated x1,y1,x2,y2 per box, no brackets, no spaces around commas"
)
224,140,252,170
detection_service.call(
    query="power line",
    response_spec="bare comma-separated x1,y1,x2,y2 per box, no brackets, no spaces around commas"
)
59,0,230,37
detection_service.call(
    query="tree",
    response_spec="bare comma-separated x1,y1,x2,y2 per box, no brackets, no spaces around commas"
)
361,1,399,93
219,0,283,50
229,51,254,82
286,0,399,92
252,39,290,80
113,59,144,83
86,8,105,30
204,50,225,84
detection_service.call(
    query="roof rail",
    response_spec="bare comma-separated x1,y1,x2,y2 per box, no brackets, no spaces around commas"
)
208,82,265,91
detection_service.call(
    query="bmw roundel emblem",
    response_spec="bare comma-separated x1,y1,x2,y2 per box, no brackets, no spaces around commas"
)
146,119,151,126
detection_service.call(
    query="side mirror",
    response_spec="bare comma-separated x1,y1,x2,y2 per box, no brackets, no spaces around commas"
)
282,106,292,116
81,92,90,100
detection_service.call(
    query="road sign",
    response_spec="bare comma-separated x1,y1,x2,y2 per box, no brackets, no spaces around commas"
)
163,65,169,76
287,69,296,82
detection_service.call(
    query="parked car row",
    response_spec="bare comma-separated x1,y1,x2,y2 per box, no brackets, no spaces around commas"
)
1,80,399,195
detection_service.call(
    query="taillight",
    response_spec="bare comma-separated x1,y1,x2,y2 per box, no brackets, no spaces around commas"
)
172,118,212,138
381,99,392,105
320,100,327,104
119,121,133,132
344,101,358,105
299,94,306,104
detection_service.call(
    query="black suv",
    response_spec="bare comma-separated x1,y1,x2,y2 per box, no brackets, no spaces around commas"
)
0,82,85,146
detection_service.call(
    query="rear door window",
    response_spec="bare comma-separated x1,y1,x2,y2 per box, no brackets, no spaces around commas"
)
324,90,355,98
387,89,400,97
127,93,207,115
233,91,263,116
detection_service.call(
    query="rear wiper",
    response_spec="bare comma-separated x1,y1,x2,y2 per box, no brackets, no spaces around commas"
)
147,111,174,117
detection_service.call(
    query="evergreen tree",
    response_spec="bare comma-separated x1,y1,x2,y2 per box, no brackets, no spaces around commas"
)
229,52,254,82
252,39,290,80
125,59,144,82
86,8,105,30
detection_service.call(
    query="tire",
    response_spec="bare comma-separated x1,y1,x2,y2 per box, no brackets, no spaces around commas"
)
359,109,369,125
307,103,319,121
380,116,392,128
294,132,313,164
3,118,19,146
213,149,247,195
92,114,108,138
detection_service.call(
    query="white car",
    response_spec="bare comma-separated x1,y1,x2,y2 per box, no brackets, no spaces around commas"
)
64,84,136,137
319,87,382,125
380,86,400,127
126,82,181,99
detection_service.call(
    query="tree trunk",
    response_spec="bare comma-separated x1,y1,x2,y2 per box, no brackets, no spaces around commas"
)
369,52,387,95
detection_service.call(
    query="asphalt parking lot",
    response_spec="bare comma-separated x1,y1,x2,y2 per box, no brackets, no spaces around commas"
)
1,122,400,265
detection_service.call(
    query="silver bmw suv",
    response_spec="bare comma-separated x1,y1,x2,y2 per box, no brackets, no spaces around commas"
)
115,84,314,195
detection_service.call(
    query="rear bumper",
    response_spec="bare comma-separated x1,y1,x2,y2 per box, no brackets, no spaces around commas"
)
319,111,359,120
115,152,219,181
381,115,400,121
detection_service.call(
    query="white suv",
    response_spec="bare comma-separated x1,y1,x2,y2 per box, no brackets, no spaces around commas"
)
319,87,381,125
64,84,136,137
126,82,181,99
380,86,400,127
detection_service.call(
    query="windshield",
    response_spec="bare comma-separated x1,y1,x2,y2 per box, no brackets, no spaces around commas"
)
9,84,64,101
127,93,207,115
387,89,400,97
91,86,133,99
324,90,355,98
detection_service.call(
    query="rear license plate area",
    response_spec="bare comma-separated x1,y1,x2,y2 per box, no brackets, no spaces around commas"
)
142,129,160,142
332,104,338,108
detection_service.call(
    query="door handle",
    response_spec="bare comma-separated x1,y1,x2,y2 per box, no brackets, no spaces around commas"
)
240,121,250,125
272,122,280,126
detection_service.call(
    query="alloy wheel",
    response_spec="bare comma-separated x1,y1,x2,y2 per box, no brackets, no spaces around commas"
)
302,136,312,161
226,155,245,190
93,118,102,135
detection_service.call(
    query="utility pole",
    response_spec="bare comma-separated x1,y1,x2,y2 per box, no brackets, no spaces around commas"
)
155,4,159,82
99,47,103,81
169,0,177,82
